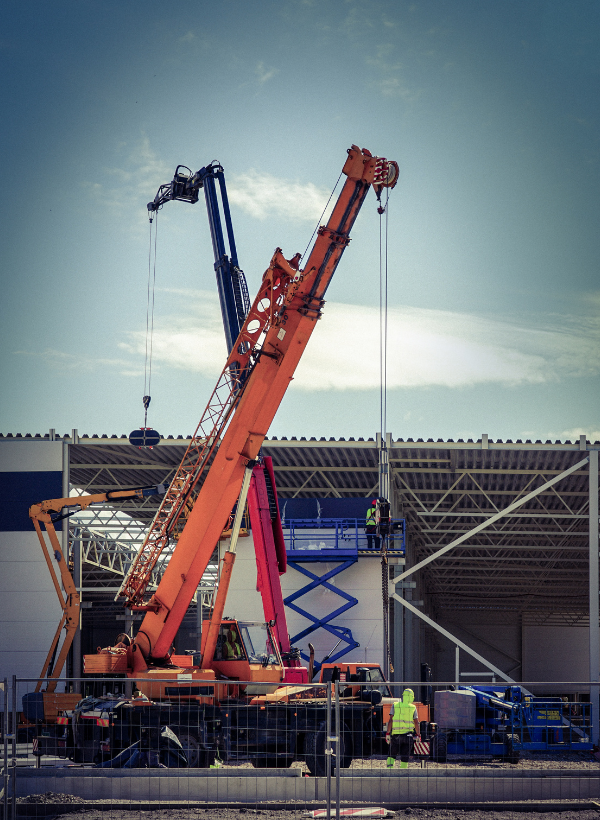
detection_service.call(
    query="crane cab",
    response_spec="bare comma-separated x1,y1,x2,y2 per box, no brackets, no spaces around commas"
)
203,620,284,694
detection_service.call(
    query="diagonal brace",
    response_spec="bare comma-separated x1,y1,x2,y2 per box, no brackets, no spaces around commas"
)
391,456,589,585
391,593,515,683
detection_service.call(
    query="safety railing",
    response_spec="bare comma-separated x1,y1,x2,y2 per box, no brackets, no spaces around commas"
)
283,518,406,558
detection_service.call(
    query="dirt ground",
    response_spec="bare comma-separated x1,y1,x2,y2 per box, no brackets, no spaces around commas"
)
17,804,600,820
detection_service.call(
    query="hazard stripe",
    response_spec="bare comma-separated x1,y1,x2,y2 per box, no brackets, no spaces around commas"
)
97,718,110,727
57,717,69,725
413,740,430,756
308,810,393,818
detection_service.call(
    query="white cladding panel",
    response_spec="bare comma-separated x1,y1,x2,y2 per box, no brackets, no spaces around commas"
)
0,531,64,682
0,439,65,686
223,536,384,667
0,441,63,472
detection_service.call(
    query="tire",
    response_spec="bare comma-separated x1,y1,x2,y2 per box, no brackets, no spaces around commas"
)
431,732,447,763
177,732,203,768
304,724,350,776
504,733,520,765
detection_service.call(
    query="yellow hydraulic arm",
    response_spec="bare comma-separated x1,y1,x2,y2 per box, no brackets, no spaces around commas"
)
29,485,165,692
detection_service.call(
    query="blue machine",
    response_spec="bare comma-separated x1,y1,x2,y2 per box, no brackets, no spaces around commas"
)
284,517,405,558
147,161,250,353
432,684,593,763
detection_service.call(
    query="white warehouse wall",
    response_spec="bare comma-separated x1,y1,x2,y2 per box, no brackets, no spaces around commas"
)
223,535,384,670
0,440,65,692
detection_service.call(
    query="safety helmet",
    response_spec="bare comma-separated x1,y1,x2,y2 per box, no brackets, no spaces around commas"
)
402,687,415,703
372,500,377,506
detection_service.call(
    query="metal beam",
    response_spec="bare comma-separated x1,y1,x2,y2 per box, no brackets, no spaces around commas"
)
391,593,515,683
391,457,589,584
417,512,589,519
589,449,599,744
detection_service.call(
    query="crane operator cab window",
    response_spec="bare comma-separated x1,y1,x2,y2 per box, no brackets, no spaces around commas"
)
238,622,281,667
215,625,245,661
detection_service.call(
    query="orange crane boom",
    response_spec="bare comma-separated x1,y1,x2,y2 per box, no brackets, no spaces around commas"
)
121,146,398,671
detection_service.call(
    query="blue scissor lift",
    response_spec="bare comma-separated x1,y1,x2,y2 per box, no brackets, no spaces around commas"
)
282,518,405,674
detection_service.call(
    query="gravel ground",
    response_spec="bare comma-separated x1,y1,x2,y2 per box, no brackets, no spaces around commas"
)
349,749,600,770
15,798,600,820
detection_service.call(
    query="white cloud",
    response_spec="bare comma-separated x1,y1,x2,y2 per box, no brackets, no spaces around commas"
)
87,142,331,227
293,304,600,390
111,296,600,393
118,289,227,377
20,348,140,377
255,61,278,84
365,45,423,101
84,136,172,219
560,427,600,444
228,170,331,221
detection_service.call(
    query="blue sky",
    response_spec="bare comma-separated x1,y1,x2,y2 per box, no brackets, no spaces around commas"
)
1,0,599,443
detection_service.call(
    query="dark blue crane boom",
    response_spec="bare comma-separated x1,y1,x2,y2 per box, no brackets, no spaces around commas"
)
146,157,303,677
148,161,250,353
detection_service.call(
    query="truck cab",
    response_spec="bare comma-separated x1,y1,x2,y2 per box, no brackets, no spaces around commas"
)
319,663,430,727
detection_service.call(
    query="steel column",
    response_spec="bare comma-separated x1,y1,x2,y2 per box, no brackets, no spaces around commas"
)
63,437,81,681
392,565,404,683
589,449,599,744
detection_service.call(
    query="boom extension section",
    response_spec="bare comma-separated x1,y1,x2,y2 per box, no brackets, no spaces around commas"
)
148,161,250,353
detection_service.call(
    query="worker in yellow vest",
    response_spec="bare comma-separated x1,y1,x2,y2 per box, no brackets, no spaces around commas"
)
223,628,243,659
365,499,380,550
385,687,420,769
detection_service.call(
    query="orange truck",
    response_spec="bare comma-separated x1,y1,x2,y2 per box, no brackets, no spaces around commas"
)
59,657,431,770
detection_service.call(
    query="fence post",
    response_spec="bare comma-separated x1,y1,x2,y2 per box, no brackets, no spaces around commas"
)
326,682,332,819
2,679,7,820
334,681,340,820
11,677,16,820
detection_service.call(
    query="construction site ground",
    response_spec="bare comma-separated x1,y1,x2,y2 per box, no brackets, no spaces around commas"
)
15,751,600,820
15,796,600,820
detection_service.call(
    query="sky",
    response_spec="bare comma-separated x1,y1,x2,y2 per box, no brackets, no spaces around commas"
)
1,0,599,444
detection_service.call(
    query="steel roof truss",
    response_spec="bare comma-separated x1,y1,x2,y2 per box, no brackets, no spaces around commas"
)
392,456,590,585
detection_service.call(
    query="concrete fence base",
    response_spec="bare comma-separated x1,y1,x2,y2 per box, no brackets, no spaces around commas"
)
12,767,600,806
